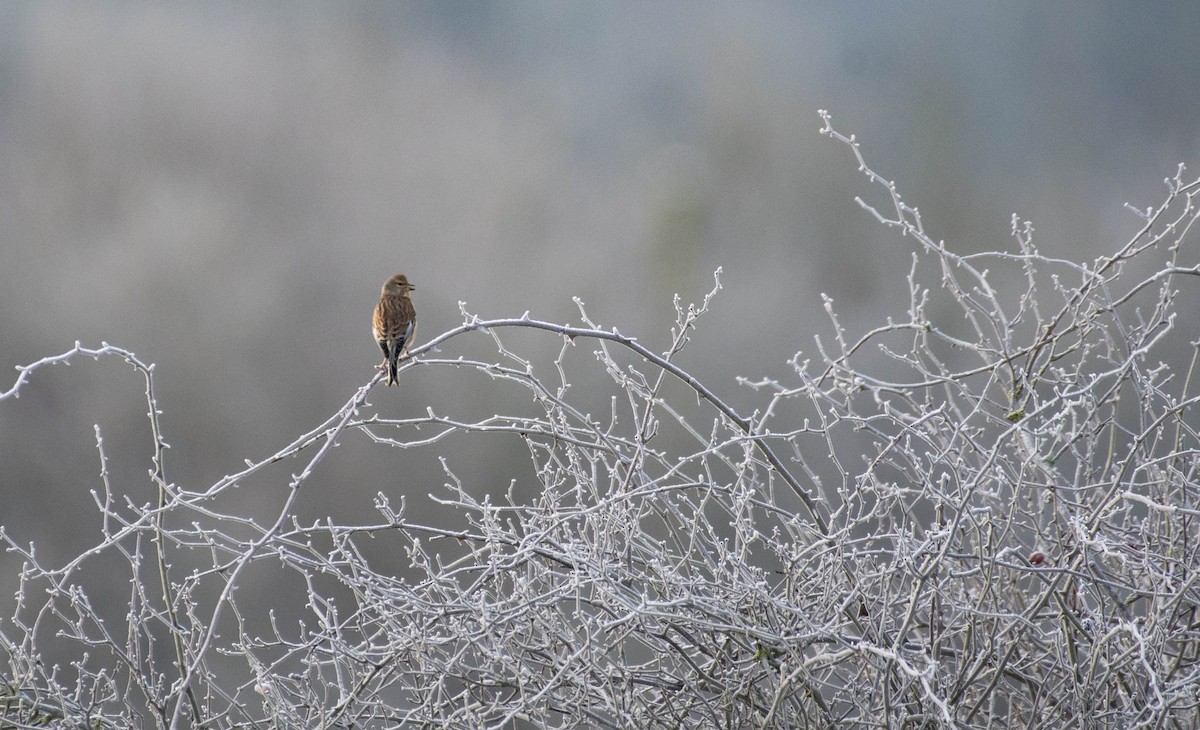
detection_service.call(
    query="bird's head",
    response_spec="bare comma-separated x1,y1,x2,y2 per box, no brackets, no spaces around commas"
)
382,274,414,297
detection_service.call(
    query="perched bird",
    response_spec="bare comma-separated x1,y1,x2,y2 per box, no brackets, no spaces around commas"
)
372,273,417,386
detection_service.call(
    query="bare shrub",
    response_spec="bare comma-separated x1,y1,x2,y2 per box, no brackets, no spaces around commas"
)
3,114,1199,728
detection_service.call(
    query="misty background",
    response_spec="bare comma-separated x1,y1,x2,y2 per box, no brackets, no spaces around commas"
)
2,2,1199,592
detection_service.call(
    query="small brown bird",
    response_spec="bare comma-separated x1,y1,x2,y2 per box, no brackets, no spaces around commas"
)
372,273,417,386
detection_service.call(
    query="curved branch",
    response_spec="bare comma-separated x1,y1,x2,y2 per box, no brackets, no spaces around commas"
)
401,317,830,535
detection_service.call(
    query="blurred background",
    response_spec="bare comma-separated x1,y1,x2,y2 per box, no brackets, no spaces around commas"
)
2,1,1199,585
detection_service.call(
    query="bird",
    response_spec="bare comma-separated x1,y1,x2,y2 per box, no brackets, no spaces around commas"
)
372,273,417,386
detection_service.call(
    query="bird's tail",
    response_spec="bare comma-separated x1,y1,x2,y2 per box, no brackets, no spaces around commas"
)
387,348,400,386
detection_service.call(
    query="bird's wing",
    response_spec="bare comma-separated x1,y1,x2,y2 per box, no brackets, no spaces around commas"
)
397,317,416,351
372,301,387,342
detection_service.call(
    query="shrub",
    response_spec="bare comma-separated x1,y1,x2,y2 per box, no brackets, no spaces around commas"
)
3,113,1199,728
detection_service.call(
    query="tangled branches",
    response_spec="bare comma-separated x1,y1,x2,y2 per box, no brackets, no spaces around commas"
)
3,115,1200,728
